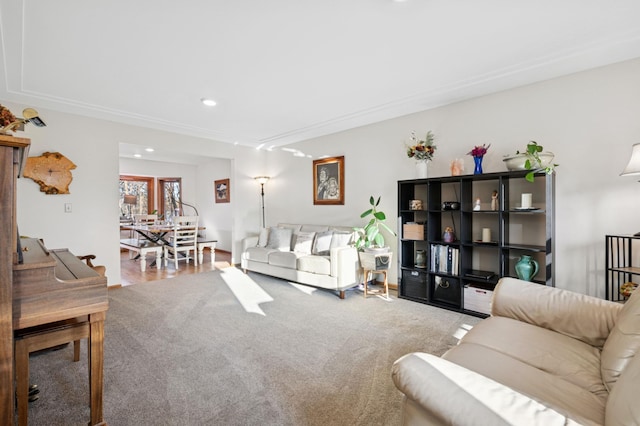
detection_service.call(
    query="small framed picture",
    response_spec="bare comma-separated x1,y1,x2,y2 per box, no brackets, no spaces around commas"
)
313,156,344,205
214,179,230,203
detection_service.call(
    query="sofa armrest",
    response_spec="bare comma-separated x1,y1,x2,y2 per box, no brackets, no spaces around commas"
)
391,352,583,426
492,277,623,347
242,235,259,252
330,246,359,286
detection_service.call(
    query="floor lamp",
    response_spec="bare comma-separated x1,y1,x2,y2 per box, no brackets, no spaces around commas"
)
123,194,137,219
621,143,640,235
254,176,270,228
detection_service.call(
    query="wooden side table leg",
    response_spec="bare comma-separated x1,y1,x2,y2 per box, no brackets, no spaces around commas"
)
15,339,29,426
89,314,106,426
363,269,369,298
383,271,389,299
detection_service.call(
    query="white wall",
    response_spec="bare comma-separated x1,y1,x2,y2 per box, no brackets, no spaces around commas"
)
267,57,640,297
11,103,256,286
10,57,640,296
194,157,234,252
119,156,235,252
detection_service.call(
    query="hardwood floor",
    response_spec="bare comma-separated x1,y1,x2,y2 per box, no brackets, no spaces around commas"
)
119,248,232,286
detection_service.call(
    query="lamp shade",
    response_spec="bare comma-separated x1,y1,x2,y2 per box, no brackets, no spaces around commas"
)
123,194,137,205
254,176,270,185
621,143,640,176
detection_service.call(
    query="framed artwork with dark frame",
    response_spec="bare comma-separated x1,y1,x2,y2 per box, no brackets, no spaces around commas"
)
313,156,344,205
214,178,230,203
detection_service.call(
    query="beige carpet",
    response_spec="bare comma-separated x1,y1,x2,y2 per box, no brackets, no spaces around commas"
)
25,268,479,426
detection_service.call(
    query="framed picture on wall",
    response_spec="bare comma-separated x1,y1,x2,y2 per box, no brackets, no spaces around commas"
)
215,179,230,203
313,156,344,205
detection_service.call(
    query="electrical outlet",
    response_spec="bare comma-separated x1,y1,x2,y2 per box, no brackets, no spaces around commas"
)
64,203,72,213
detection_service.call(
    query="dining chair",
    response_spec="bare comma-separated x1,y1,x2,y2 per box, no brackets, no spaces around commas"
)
132,214,158,242
163,216,199,269
132,214,158,226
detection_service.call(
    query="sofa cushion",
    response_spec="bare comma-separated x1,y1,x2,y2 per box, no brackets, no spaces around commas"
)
601,288,640,391
277,223,302,233
460,316,606,397
293,231,316,254
605,344,640,426
244,247,277,263
257,227,269,247
297,255,331,275
444,342,606,426
300,224,329,233
330,230,353,249
312,230,333,255
266,227,293,251
268,251,301,269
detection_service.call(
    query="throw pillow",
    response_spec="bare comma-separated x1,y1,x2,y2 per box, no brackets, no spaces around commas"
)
330,231,353,249
312,230,333,256
257,228,269,247
293,231,316,254
266,227,293,251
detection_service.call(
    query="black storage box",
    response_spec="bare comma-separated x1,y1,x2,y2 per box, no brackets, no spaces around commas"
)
401,269,427,299
431,276,461,306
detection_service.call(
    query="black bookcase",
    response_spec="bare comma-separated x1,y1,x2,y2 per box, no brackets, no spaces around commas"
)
397,170,555,317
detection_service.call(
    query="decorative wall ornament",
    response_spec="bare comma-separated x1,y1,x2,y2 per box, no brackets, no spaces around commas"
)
23,152,76,194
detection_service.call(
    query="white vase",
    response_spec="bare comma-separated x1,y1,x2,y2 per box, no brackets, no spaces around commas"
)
416,161,428,179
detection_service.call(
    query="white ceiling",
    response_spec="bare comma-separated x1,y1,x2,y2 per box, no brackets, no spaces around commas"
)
2,0,640,154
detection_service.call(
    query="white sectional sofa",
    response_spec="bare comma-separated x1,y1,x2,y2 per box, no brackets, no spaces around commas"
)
240,223,360,298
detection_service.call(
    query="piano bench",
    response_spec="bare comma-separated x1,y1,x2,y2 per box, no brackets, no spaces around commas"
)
120,238,162,272
197,239,217,264
14,320,89,426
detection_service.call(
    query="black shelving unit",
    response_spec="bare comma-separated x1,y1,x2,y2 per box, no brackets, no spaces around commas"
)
398,170,555,317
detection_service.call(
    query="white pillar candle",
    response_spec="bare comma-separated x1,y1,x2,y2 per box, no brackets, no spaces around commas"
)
521,193,532,209
482,228,491,242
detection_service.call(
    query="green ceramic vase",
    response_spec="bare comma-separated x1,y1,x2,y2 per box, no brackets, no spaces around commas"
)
515,255,539,281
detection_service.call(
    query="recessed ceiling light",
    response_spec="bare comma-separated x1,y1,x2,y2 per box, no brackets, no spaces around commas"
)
134,154,142,158
201,98,217,107
145,148,154,152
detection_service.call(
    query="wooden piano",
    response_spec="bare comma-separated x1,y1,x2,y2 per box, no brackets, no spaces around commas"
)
0,135,108,425
13,238,108,425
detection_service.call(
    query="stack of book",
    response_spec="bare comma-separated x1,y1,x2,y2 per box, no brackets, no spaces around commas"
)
430,244,459,275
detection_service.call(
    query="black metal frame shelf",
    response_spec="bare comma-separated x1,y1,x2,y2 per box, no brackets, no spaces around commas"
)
605,234,640,301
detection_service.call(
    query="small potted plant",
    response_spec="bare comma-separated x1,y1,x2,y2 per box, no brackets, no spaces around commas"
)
354,196,397,270
503,141,557,182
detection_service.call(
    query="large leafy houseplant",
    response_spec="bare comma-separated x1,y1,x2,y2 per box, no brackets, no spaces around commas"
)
354,196,396,251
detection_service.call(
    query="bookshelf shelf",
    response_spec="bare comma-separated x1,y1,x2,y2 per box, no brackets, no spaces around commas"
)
397,170,555,317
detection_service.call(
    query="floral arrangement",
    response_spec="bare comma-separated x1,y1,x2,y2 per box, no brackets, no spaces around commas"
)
406,131,436,161
468,143,491,158
0,104,16,130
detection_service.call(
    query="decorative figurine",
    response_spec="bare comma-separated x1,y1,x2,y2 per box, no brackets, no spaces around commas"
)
443,226,455,243
450,158,464,176
473,198,481,211
491,190,498,211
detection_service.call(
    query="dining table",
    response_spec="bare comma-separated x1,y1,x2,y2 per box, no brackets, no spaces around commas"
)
119,223,206,264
